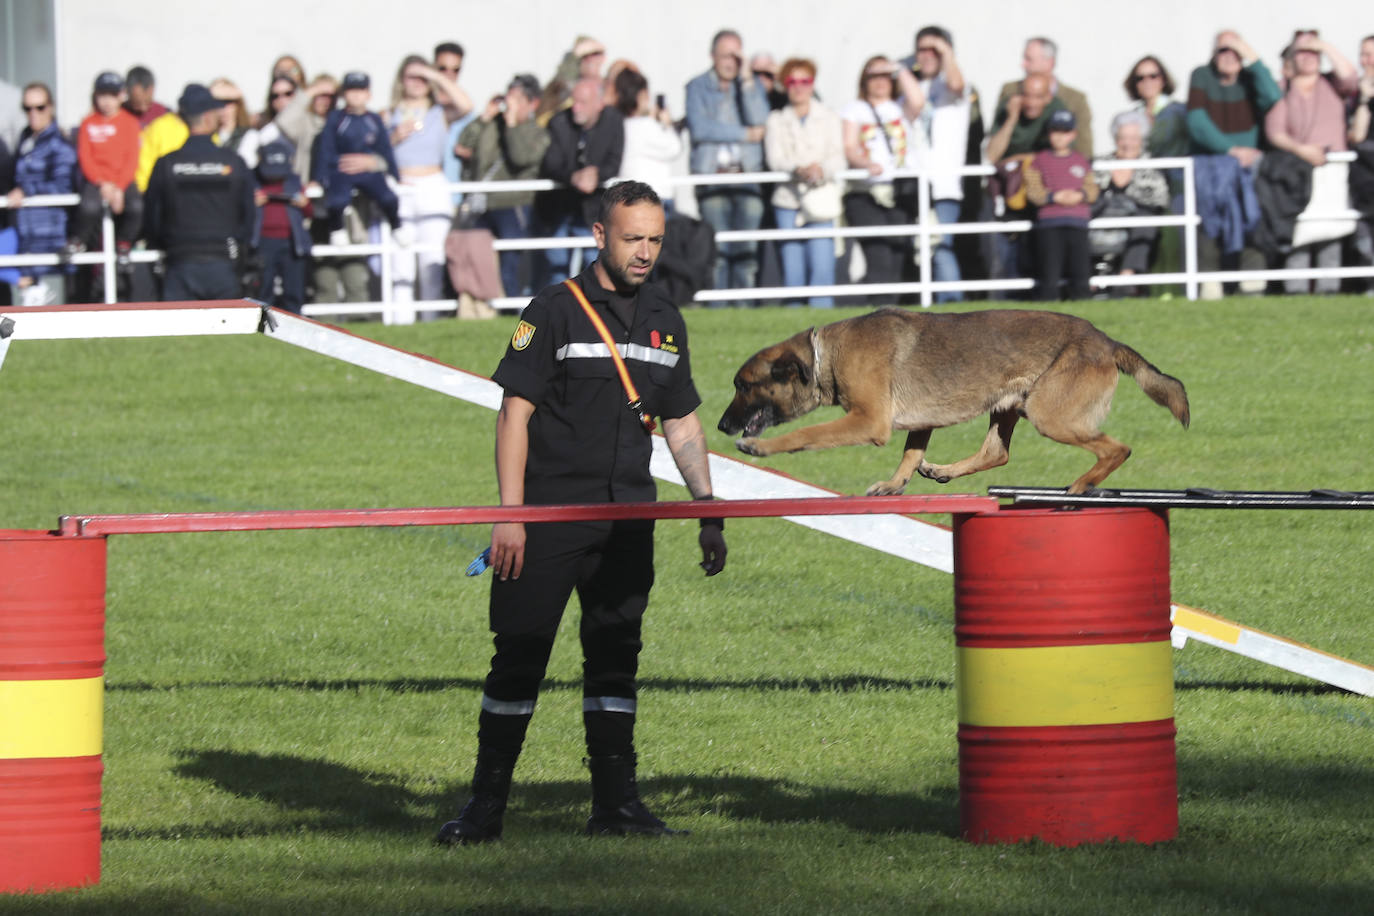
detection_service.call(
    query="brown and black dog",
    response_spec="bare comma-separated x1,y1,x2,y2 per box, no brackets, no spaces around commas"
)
717,307,1189,495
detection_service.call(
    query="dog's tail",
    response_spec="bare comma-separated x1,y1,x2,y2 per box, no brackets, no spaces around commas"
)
1114,344,1191,429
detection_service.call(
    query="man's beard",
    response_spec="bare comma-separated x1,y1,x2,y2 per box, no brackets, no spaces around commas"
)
601,256,649,295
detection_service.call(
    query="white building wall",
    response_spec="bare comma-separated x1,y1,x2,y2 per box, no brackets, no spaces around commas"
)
50,0,1370,157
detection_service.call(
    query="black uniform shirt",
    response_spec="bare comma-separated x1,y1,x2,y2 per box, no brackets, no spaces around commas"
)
492,262,700,505
143,134,256,261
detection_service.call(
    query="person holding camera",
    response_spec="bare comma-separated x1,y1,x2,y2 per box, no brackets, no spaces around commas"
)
615,68,682,214
456,74,551,297
910,25,972,302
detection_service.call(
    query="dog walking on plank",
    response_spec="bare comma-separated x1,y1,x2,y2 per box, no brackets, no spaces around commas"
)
717,307,1189,495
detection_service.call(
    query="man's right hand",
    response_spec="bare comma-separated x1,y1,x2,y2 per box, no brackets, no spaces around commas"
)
1228,146,1261,169
1005,94,1024,121
490,522,526,581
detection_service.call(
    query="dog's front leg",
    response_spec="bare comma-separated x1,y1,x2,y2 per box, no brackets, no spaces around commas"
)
866,429,933,496
736,411,892,457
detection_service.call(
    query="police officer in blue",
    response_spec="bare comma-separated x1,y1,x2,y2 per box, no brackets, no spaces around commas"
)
435,180,727,846
142,84,255,300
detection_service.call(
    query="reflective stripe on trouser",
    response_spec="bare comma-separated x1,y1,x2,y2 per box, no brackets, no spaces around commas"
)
481,694,536,716
583,696,636,714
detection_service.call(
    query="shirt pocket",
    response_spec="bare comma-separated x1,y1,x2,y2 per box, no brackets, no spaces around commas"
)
561,357,619,401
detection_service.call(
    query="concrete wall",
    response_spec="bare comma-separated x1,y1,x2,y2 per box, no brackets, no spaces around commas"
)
46,0,1371,156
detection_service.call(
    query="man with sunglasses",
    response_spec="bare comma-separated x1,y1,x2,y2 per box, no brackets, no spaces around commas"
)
435,180,726,846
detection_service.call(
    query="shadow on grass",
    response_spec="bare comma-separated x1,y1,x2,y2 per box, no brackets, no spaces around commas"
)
100,748,958,841
106,673,951,694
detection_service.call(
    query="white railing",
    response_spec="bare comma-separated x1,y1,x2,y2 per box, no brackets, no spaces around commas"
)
3,152,1369,320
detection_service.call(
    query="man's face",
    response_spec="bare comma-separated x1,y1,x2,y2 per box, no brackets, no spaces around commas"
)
434,51,462,104
571,81,603,127
1213,33,1243,80
1022,40,1053,76
1362,38,1374,74
713,35,743,81
127,82,153,113
22,87,53,132
916,43,943,77
594,201,666,291
505,85,530,121
1021,75,1052,119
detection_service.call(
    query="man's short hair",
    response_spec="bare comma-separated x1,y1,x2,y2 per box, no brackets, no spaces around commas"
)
434,41,464,59
711,29,741,54
599,180,662,224
1027,36,1058,61
915,26,953,49
126,65,155,89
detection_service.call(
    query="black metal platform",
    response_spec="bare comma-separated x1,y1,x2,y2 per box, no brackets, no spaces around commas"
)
988,487,1374,510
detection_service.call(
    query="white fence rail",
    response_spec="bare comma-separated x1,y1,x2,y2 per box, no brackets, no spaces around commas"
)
3,153,1370,321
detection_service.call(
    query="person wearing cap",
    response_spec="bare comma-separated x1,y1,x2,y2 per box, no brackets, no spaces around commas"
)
72,71,144,290
456,73,551,297
250,139,311,313
1023,108,1098,301
142,83,256,301
538,35,607,125
311,71,403,247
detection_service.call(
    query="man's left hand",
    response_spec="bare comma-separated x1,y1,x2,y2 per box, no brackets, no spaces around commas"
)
698,525,727,576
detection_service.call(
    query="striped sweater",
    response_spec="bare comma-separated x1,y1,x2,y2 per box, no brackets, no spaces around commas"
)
1024,149,1098,226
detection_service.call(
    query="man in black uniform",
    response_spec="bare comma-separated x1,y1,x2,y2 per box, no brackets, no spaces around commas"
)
142,84,255,300
436,180,726,845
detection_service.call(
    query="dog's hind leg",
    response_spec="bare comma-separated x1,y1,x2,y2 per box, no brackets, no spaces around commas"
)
1024,359,1129,493
917,410,1019,485
866,429,932,495
1060,433,1131,493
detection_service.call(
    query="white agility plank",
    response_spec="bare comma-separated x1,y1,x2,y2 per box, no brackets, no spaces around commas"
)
0,303,263,340
1171,604,1374,697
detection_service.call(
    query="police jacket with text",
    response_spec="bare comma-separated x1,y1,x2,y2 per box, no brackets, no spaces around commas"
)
491,263,700,506
143,134,256,261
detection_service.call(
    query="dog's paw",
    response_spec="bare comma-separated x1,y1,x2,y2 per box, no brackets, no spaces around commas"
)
735,437,766,456
916,465,952,485
865,479,908,497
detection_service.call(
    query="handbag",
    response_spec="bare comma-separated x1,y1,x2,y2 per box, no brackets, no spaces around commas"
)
562,279,656,433
799,180,843,223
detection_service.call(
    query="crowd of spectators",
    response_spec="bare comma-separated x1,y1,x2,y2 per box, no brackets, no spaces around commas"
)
5,25,1374,311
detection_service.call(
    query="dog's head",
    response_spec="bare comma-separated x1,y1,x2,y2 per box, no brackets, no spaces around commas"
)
717,335,818,437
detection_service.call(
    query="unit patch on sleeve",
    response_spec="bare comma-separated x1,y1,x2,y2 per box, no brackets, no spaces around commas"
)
512,320,537,351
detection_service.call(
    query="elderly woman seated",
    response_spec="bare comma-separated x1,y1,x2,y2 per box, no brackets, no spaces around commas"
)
1091,111,1170,293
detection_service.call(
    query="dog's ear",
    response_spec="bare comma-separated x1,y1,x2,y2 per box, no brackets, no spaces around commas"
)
770,351,811,386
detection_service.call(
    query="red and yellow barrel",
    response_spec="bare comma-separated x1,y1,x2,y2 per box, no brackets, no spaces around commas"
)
1,530,105,893
952,507,1177,846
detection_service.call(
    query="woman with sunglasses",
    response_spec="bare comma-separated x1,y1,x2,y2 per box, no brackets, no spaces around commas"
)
6,83,78,305
841,55,924,302
764,58,844,307
1120,56,1188,161
385,54,467,316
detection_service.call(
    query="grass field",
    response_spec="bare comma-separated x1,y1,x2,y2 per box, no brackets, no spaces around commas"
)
1,295,1372,914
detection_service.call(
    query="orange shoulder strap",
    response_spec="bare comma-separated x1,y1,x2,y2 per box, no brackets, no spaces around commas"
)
562,279,655,433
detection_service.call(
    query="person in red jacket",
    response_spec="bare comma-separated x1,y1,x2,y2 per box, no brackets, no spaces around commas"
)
73,71,143,275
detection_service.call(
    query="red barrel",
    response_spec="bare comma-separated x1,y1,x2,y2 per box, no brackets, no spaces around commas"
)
0,530,105,893
952,507,1176,846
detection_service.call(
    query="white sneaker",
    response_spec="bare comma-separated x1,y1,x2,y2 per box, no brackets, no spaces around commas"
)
1199,281,1223,301
392,224,417,247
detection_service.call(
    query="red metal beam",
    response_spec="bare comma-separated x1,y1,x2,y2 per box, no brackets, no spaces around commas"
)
57,495,998,537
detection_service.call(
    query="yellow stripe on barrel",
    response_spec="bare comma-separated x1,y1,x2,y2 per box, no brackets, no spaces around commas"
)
0,677,103,759
957,643,1173,728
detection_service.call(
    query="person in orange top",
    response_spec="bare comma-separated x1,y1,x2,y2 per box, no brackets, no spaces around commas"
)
73,71,143,263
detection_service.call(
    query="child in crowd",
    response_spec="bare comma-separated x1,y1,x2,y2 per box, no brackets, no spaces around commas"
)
310,71,404,240
1025,109,1098,300
252,141,312,314
73,71,143,267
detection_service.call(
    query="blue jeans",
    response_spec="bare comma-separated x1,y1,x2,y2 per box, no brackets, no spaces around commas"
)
537,212,593,287
772,207,835,307
931,198,963,303
478,205,532,297
696,186,764,306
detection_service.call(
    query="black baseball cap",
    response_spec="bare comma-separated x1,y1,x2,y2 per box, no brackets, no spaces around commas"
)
93,71,124,94
341,71,370,91
178,83,222,119
1047,109,1077,132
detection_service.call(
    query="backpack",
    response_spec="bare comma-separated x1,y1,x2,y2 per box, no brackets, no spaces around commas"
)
651,214,717,305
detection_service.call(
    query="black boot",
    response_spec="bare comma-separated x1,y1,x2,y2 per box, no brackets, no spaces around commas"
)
585,753,686,837
435,747,517,846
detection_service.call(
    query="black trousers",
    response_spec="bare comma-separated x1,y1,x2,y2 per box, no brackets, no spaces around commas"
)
256,236,306,314
478,520,654,757
1034,224,1091,301
163,258,240,301
74,183,144,248
843,191,911,302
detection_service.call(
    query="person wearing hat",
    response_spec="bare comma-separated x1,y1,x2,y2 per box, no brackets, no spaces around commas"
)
456,73,551,297
142,83,256,301
311,71,403,247
72,71,144,291
250,140,312,313
1023,107,1098,301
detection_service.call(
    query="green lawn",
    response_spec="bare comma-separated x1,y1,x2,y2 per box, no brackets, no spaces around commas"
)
1,296,1371,914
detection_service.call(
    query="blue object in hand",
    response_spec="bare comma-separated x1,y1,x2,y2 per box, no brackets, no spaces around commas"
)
466,547,492,577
